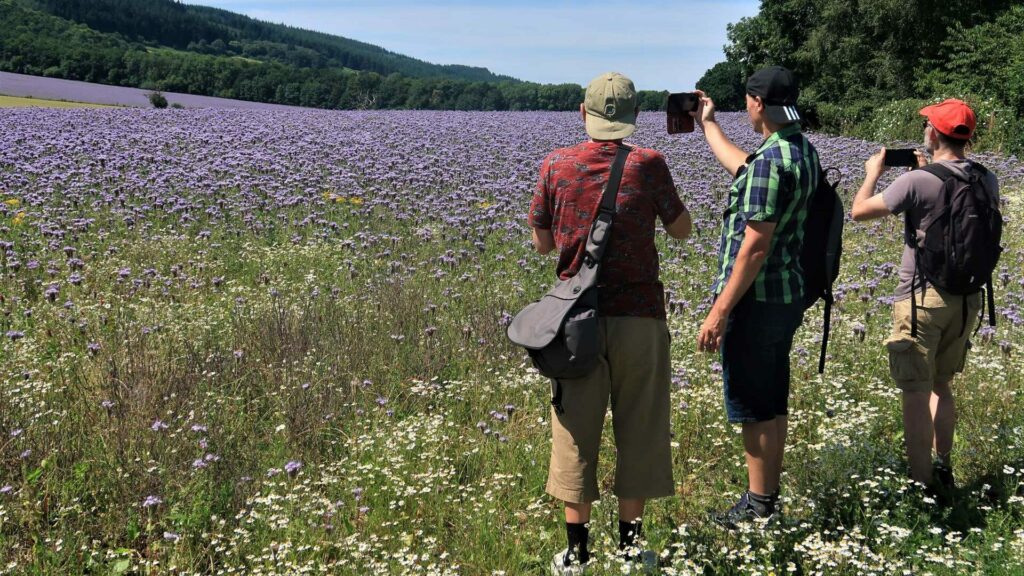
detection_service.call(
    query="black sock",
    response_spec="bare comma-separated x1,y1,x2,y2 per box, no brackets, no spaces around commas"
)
565,522,589,565
618,519,642,552
747,490,776,515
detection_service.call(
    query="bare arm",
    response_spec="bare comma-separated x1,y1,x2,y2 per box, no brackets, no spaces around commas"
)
663,209,692,239
697,220,775,352
531,227,555,255
694,90,749,177
851,147,892,222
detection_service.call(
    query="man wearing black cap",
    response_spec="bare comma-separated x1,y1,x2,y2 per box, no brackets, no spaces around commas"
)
692,66,820,527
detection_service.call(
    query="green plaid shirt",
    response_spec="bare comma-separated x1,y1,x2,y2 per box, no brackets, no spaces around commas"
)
711,124,820,303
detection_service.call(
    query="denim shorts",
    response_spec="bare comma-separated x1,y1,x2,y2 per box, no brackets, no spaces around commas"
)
721,293,805,423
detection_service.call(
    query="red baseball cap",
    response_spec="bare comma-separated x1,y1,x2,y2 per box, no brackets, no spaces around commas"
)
919,98,976,140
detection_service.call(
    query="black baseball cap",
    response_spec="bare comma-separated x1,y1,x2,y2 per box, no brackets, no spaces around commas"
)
746,66,801,124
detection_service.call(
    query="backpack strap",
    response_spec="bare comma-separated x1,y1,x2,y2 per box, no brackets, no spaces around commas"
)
909,242,924,338
816,161,841,374
918,162,958,182
818,294,833,373
960,294,968,338
987,277,996,327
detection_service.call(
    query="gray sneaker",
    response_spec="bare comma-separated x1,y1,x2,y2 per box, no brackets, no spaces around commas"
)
710,491,777,530
550,549,589,575
615,548,660,574
631,549,659,574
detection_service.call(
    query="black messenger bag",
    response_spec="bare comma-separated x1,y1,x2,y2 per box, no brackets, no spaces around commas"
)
507,144,630,413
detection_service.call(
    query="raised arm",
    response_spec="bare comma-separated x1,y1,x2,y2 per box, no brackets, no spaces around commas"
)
693,90,750,177
851,147,893,222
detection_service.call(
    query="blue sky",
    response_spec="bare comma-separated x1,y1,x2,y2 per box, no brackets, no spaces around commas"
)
190,0,760,91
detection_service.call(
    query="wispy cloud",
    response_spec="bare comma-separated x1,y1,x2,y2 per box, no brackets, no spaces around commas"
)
191,1,759,90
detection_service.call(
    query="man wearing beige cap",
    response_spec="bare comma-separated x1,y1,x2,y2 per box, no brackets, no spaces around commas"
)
852,99,1001,495
527,72,690,573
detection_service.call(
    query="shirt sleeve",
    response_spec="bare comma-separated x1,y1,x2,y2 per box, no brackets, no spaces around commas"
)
743,157,782,222
880,173,917,215
528,154,554,229
645,152,685,225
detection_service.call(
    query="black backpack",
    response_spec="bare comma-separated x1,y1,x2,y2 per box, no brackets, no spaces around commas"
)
906,162,1002,337
800,163,844,373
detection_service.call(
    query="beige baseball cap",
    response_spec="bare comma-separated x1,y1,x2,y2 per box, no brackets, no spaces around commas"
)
584,72,637,140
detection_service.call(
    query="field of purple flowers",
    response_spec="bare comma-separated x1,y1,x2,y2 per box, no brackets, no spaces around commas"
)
1,107,1023,574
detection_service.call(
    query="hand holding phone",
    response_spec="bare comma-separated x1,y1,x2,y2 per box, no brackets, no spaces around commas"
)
667,92,699,134
883,148,918,167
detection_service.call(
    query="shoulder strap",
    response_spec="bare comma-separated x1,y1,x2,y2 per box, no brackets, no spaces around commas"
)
583,145,631,266
918,162,959,182
598,145,632,215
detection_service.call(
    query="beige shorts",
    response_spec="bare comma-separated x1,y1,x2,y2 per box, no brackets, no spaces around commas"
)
546,316,674,504
885,287,982,393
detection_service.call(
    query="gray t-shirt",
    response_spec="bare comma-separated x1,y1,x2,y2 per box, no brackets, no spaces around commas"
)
880,159,1000,301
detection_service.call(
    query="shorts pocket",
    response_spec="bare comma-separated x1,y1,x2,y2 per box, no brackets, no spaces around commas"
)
956,339,972,373
885,336,931,383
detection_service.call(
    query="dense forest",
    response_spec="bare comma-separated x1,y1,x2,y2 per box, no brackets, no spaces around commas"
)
0,0,669,111
697,0,1024,153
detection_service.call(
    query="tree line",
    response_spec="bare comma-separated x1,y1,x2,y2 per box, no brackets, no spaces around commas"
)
697,0,1024,153
20,0,517,83
0,0,669,112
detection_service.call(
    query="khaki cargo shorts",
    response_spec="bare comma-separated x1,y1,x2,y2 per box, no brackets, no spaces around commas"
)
546,316,674,504
885,287,982,393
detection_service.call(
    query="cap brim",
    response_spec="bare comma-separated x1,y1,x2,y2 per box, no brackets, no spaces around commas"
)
585,111,636,140
765,104,801,124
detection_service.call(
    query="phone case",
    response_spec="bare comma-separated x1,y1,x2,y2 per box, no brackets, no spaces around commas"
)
666,93,698,134
884,149,917,167
668,113,694,134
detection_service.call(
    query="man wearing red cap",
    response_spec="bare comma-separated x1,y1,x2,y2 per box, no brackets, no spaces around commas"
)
851,99,1000,492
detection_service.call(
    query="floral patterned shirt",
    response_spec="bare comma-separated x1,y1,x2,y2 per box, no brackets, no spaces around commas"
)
528,141,685,319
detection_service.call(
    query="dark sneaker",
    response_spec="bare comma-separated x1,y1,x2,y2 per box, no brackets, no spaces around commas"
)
932,461,955,490
711,491,776,529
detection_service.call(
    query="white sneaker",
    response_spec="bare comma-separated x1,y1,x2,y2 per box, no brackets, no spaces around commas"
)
550,549,589,575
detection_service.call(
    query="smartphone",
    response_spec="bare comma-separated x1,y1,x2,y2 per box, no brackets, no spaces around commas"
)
884,148,918,167
667,92,699,134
